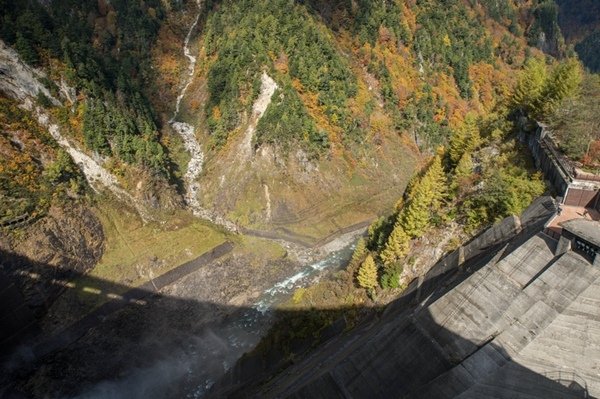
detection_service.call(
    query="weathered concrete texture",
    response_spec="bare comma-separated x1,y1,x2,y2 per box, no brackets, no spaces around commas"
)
514,268,600,393
455,362,589,398
461,215,521,262
556,234,572,255
561,219,600,247
528,125,571,196
416,247,600,399
225,217,600,397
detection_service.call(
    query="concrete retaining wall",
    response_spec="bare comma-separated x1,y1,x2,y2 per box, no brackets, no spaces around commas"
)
412,196,556,305
527,126,571,196
462,215,521,262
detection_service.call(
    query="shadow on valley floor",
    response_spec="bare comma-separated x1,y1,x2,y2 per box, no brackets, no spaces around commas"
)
0,244,594,399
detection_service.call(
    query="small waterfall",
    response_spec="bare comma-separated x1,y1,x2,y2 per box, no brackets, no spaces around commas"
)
169,2,238,232
169,3,201,124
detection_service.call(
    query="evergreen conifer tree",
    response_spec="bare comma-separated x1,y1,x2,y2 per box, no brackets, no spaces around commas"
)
15,33,39,65
448,114,480,166
422,154,447,211
452,152,474,191
542,58,582,117
399,152,448,237
350,238,367,266
399,185,430,238
512,57,547,117
380,225,410,266
357,254,378,290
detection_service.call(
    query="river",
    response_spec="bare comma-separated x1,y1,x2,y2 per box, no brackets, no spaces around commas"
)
163,3,362,397
185,236,358,398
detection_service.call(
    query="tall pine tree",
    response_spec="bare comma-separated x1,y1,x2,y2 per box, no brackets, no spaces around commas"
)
448,113,480,166
350,238,367,267
512,57,548,117
422,153,447,211
400,186,430,238
542,58,582,117
357,254,378,290
452,152,474,192
380,225,410,266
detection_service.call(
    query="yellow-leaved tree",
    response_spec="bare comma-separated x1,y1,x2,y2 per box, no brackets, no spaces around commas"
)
357,254,378,290
380,225,410,266
448,113,481,166
541,58,582,118
452,151,474,192
400,153,447,237
512,57,548,117
350,238,367,267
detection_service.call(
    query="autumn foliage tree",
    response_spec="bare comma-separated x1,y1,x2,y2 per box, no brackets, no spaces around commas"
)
380,225,410,266
349,238,368,270
541,58,582,117
357,254,378,290
399,153,447,237
512,57,548,117
448,113,481,166
452,152,474,193
512,57,582,121
424,153,448,212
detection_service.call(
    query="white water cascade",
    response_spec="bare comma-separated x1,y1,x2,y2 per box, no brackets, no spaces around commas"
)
169,1,201,124
169,1,238,232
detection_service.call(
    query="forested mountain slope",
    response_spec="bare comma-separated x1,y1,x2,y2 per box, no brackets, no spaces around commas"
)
556,0,600,72
1,0,576,242
150,0,544,241
2,0,599,397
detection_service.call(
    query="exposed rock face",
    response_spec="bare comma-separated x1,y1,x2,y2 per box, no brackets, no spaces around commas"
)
239,71,278,161
0,39,171,220
0,204,104,314
0,40,59,106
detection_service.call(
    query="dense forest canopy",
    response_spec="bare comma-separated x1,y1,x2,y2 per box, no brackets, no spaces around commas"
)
203,0,359,154
1,0,598,180
201,0,517,153
1,0,599,323
0,0,179,174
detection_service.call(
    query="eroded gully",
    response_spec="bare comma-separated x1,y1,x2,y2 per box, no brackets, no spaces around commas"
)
165,5,366,396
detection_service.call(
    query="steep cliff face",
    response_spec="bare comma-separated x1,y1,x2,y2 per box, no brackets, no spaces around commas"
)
0,205,104,314
556,0,600,72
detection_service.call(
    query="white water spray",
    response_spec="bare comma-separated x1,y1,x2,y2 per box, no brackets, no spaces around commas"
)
168,2,238,232
169,3,201,124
